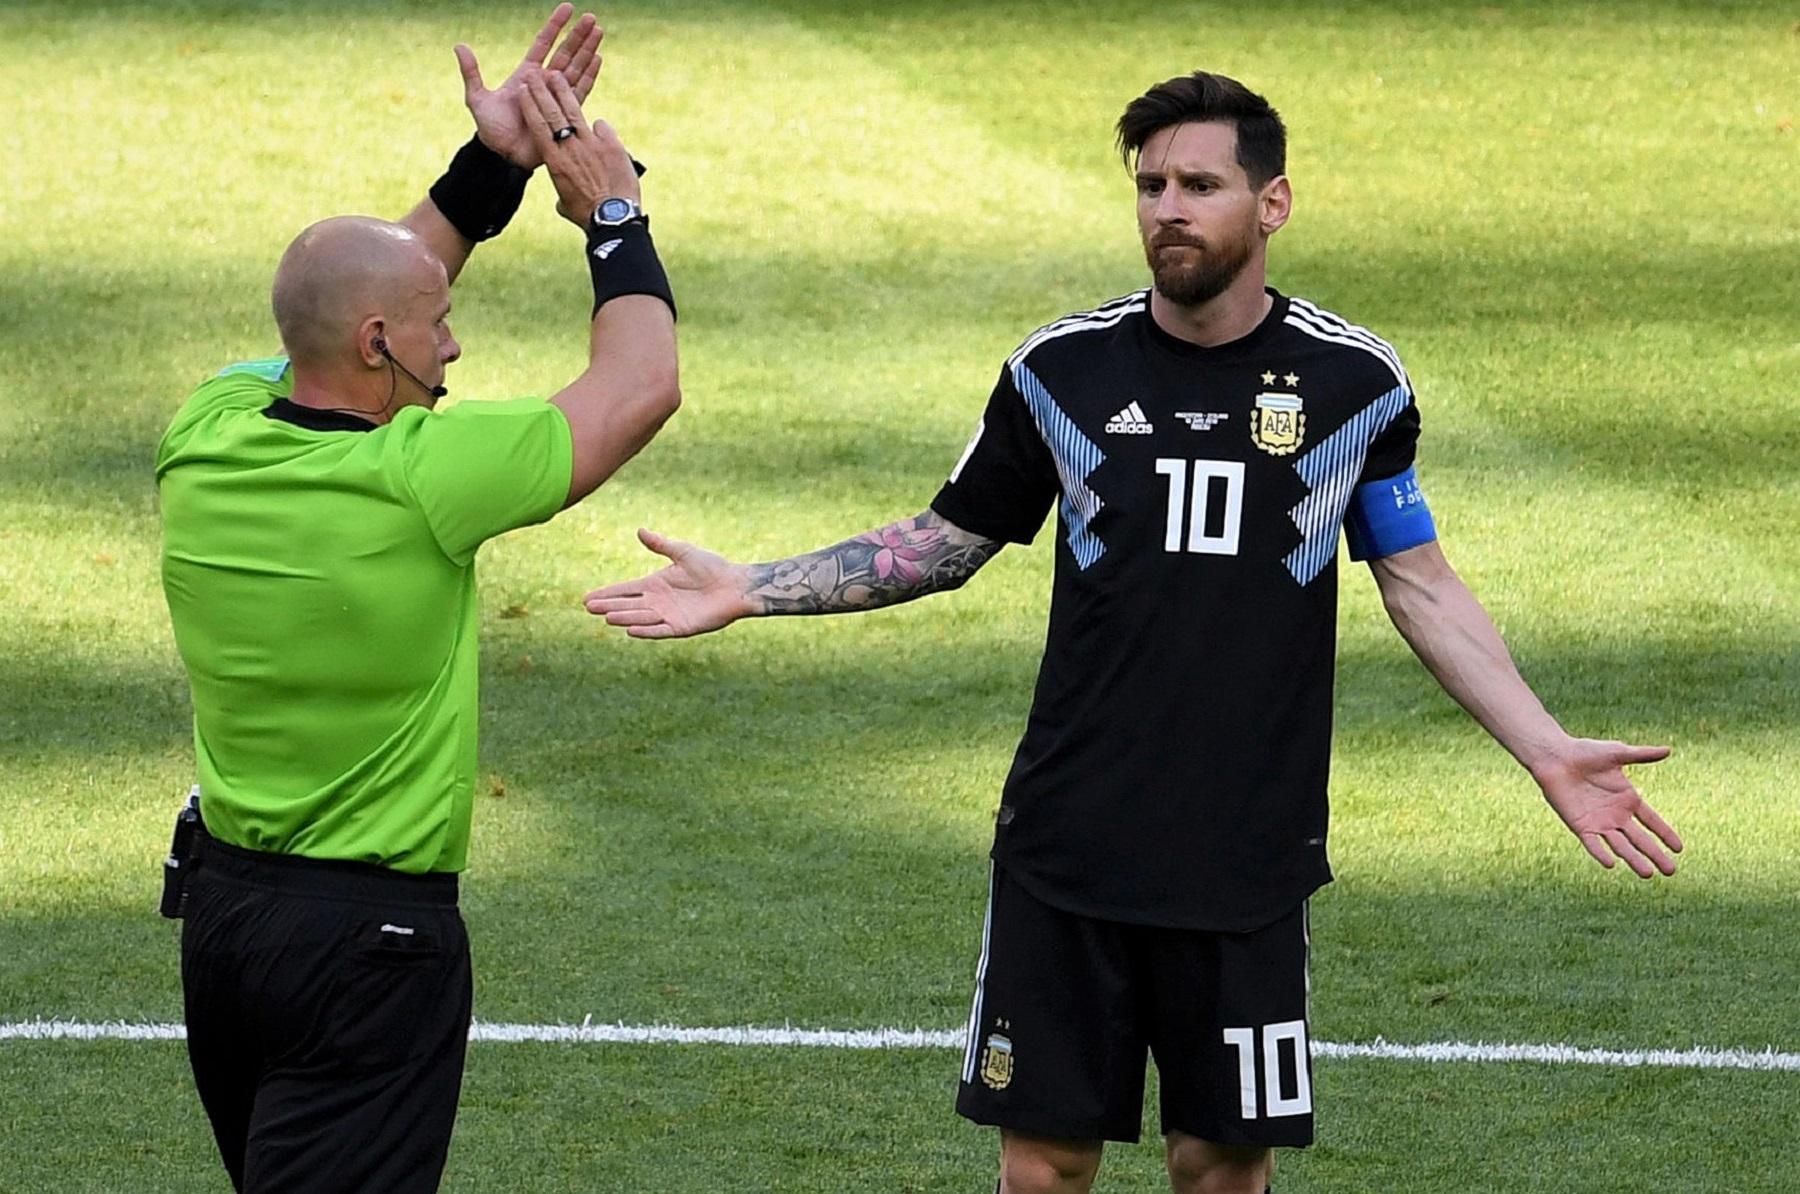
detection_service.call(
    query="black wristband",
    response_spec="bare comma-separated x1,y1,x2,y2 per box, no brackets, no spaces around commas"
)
427,135,531,243
586,219,676,320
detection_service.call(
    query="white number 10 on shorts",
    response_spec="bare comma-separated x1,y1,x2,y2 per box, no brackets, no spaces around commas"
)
1222,1019,1313,1118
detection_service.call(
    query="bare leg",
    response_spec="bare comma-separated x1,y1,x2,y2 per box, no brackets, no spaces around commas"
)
1165,1131,1273,1194
998,1129,1105,1194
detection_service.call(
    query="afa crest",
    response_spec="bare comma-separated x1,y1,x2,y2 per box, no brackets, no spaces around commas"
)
1251,393,1305,456
980,1033,1014,1090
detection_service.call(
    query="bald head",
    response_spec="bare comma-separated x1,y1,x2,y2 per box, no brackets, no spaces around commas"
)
272,216,446,368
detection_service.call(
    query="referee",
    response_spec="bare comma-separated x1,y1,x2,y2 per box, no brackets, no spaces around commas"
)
156,9,676,1191
581,72,1683,1194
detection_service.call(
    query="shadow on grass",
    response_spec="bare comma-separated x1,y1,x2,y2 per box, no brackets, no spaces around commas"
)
4,835,1795,1048
3,234,1796,521
0,524,1793,757
3,610,1794,1184
2,1031,1797,1193
0,651,190,757
0,0,1766,19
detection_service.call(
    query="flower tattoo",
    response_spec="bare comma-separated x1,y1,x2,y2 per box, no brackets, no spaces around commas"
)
858,523,948,583
747,511,1000,615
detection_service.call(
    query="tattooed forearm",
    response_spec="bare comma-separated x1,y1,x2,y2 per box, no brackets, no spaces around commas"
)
745,510,1001,615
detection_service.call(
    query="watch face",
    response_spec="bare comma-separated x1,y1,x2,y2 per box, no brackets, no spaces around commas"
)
598,198,634,223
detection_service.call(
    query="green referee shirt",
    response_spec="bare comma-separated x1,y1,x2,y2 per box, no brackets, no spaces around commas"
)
156,358,574,873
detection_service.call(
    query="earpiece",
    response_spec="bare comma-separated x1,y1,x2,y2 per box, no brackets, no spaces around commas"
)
371,334,448,400
316,331,445,420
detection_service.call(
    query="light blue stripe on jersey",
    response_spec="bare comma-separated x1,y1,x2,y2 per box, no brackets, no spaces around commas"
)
217,356,291,382
1013,363,1107,570
1283,383,1412,585
1344,465,1437,561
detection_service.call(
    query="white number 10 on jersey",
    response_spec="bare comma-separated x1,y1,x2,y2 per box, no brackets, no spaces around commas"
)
1155,458,1245,555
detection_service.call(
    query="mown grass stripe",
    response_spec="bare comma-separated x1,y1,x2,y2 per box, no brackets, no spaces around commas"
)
4,1020,1796,1073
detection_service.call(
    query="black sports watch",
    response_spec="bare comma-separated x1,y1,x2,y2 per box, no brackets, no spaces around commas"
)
591,197,645,227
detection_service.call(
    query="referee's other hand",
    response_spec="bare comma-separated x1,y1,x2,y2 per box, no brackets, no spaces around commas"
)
519,67,640,226
454,4,603,170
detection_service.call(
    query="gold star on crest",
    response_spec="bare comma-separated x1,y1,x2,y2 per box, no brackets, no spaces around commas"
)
1261,370,1276,385
1283,372,1300,387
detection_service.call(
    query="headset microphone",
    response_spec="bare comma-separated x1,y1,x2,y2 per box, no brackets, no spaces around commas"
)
372,336,448,400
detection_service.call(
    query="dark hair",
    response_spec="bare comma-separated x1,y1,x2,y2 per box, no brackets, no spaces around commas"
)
1116,72,1286,187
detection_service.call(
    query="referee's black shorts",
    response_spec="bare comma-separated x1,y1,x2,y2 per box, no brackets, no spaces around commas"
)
180,833,472,1193
956,864,1314,1147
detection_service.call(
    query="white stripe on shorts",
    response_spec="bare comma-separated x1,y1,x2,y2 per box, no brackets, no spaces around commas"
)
961,863,997,1083
1303,900,1312,1024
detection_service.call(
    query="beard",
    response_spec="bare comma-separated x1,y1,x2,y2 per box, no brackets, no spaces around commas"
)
1144,231,1254,308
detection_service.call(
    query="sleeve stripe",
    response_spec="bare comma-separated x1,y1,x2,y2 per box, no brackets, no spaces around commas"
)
1007,291,1149,370
1287,297,1408,377
947,417,985,484
1284,299,1408,387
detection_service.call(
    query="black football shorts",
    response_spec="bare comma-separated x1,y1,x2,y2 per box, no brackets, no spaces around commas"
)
955,864,1314,1147
181,835,472,1193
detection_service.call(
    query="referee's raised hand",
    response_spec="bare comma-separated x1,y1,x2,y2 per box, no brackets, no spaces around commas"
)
520,68,640,227
455,3,603,170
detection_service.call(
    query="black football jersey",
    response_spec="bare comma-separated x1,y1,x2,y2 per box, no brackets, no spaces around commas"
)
932,288,1426,931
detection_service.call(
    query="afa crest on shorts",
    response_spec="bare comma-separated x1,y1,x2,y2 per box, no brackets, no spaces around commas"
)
1251,392,1305,456
980,1033,1014,1090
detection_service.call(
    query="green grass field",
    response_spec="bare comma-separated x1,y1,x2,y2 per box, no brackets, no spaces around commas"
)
2,0,1796,1189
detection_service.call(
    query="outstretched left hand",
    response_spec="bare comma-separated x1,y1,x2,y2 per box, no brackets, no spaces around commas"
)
455,3,604,169
1535,739,1682,878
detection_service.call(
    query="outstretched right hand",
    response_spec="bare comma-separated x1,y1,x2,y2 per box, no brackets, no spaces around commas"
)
585,528,755,639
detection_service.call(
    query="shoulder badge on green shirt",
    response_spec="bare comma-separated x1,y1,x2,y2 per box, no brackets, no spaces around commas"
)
216,356,292,382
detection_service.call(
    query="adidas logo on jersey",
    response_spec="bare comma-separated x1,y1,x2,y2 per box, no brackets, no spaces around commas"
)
1104,402,1154,435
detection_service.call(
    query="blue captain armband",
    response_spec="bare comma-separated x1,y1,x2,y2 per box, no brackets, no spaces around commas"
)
1344,465,1437,561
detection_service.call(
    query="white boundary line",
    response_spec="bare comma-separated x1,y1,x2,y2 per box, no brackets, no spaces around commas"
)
2,1020,1797,1073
